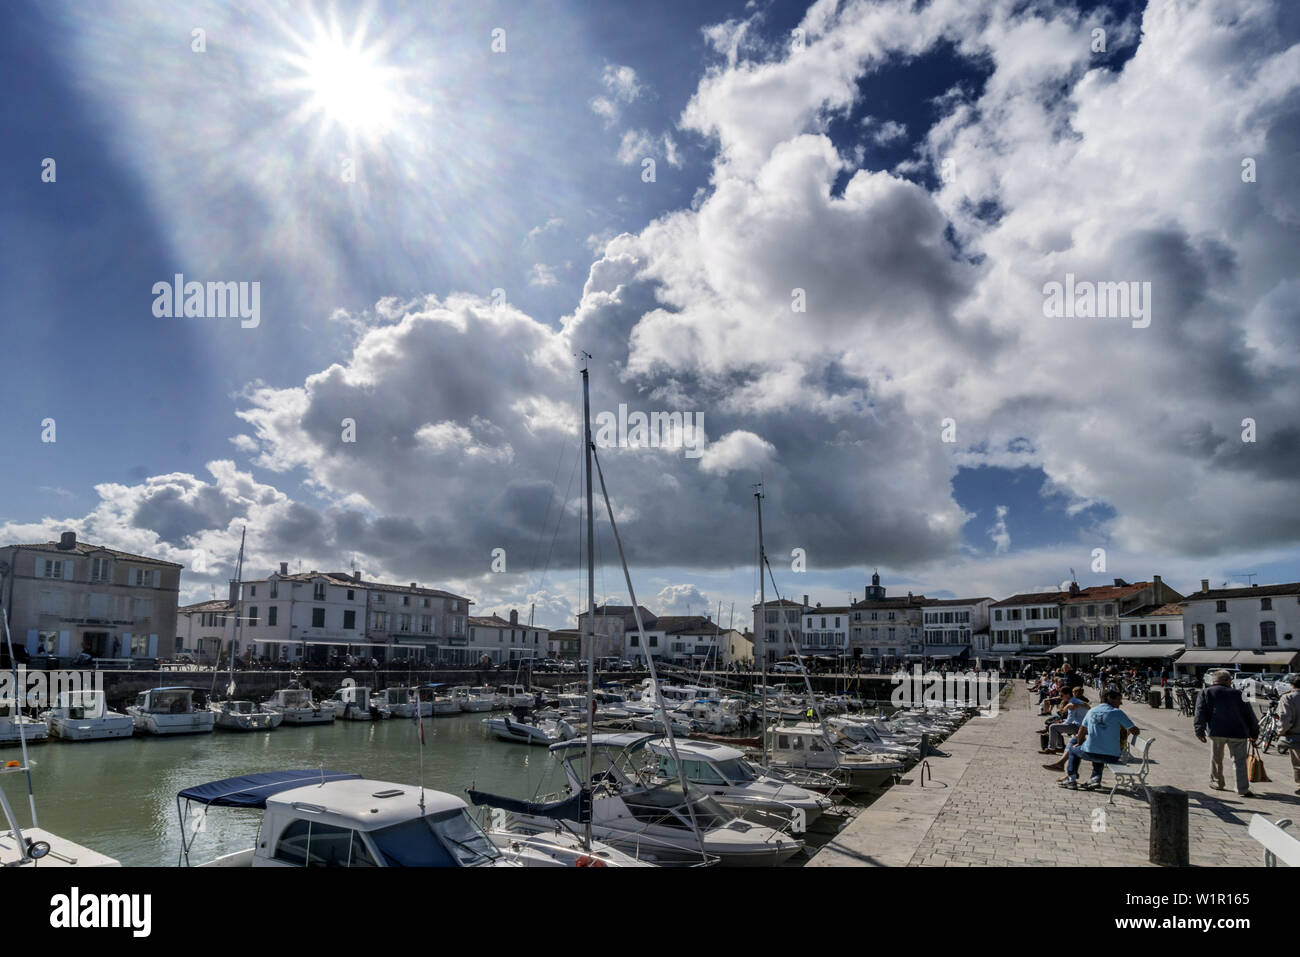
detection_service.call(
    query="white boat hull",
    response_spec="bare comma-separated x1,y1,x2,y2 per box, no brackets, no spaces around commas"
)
47,715,134,741
273,706,336,725
129,709,215,736
0,720,49,745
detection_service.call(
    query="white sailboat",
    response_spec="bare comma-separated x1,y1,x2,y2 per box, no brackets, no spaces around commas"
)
208,528,280,731
264,685,336,725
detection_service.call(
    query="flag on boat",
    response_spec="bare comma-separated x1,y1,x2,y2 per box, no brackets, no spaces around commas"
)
412,691,425,745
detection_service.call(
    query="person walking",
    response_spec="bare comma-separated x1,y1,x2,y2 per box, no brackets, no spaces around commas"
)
1278,673,1300,796
1194,669,1260,797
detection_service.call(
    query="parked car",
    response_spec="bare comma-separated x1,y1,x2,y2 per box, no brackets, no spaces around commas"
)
535,659,561,673
617,659,635,671
1233,672,1286,697
560,660,579,673
1273,673,1300,696
772,661,804,674
1206,670,1249,687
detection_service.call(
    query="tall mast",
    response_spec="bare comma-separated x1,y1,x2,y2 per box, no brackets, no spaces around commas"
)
229,526,246,698
580,354,595,853
755,485,767,767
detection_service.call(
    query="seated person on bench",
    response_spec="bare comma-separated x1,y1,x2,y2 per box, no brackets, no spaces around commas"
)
1059,688,1139,790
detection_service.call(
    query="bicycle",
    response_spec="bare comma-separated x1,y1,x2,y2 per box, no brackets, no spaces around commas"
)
1256,693,1282,753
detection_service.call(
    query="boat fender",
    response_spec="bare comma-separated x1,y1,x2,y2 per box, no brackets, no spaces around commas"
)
574,854,607,867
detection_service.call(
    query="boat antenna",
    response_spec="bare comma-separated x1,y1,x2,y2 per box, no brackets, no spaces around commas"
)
591,443,708,863
0,559,41,860
763,555,834,752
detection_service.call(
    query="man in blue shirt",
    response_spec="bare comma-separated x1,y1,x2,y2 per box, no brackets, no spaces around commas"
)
1060,689,1140,790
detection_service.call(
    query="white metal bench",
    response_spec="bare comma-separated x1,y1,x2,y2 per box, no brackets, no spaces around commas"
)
1248,815,1299,867
1108,735,1154,804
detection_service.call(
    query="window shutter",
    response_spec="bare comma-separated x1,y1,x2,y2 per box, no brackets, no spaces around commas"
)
64,560,74,580
153,568,161,588
35,558,45,577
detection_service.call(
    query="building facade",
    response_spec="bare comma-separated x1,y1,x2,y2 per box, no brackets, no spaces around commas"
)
1179,580,1300,673
848,574,932,665
0,532,182,663
920,597,992,660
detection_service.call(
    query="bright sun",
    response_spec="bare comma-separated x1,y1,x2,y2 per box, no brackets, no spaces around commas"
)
278,16,406,141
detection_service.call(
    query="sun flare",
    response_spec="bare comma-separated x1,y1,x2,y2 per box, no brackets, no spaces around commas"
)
277,15,408,141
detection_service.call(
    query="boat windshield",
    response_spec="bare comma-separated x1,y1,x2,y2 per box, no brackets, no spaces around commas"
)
369,809,501,867
622,784,733,831
713,758,758,783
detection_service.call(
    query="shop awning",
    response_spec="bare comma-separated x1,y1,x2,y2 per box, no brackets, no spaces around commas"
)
1023,627,1058,635
1094,642,1185,659
1231,649,1298,667
1174,649,1240,665
1049,643,1116,655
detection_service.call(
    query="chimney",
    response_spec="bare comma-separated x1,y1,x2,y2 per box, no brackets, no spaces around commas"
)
803,595,808,607
353,571,361,583
410,582,417,590
1153,574,1162,598
1113,578,1126,587
510,609,519,626
1201,579,1209,593
57,531,76,550
279,562,288,576
1069,582,1081,597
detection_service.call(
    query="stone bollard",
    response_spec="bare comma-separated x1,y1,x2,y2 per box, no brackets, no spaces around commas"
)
1148,688,1163,709
1148,786,1189,866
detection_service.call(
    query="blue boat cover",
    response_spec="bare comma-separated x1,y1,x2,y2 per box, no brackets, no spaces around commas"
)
178,770,363,808
466,787,591,823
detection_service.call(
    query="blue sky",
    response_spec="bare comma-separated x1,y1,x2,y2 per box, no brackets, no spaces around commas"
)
3,0,1299,626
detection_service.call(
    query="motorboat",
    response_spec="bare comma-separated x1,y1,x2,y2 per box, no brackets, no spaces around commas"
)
645,738,831,829
496,684,533,709
211,698,281,731
481,710,576,746
179,771,515,867
177,771,644,868
512,732,803,866
764,723,904,792
264,686,336,725
0,703,49,745
826,717,920,759
42,691,133,741
127,687,215,736
374,686,429,719
453,686,494,713
422,685,461,716
331,685,384,720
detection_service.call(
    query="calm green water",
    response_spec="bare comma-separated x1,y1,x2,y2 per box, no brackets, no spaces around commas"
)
1,713,569,866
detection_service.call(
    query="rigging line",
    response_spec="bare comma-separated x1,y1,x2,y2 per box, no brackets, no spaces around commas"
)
525,427,569,585
590,444,708,864
535,428,583,597
762,554,834,748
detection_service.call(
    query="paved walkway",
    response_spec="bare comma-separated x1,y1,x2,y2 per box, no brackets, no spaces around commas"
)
810,681,1299,867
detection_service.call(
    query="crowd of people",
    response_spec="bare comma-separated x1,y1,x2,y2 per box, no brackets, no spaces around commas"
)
1025,664,1300,796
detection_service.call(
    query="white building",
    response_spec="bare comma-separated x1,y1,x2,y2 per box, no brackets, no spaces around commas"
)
1178,580,1300,675
752,598,807,663
801,605,851,657
176,598,237,663
464,611,549,666
920,597,992,661
987,592,1066,658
